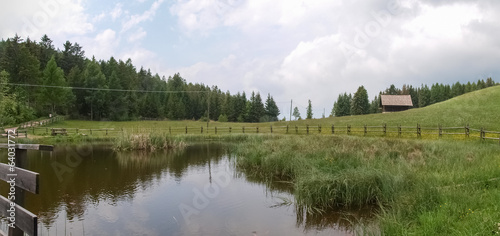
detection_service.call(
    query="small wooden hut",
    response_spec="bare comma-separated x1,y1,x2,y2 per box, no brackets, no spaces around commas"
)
380,95,413,113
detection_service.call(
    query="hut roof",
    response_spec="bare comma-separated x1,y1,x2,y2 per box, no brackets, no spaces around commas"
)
380,95,413,106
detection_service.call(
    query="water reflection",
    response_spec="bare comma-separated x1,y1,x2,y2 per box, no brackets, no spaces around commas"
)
0,143,362,235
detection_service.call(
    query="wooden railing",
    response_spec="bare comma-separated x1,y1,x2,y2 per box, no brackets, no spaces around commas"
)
0,144,54,236
29,123,500,144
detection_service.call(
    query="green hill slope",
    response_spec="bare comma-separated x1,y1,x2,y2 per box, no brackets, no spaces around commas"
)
287,85,500,130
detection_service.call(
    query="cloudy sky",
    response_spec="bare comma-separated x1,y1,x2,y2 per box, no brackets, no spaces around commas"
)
1,0,499,118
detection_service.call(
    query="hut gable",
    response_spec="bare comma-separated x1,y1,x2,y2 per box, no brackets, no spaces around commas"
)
380,95,413,112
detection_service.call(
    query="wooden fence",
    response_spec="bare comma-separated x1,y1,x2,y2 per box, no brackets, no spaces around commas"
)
27,123,499,144
17,116,65,129
0,144,54,236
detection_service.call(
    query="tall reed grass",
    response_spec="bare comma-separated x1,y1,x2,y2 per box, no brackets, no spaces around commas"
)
233,135,500,235
113,132,188,151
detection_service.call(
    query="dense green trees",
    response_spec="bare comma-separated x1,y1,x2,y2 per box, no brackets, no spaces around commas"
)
0,34,283,125
0,34,497,125
332,93,351,117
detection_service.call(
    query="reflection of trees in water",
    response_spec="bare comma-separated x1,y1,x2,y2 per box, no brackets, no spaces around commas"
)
0,143,227,227
236,166,376,233
115,143,228,181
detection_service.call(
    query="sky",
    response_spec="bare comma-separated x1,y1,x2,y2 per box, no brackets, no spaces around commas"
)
1,0,500,119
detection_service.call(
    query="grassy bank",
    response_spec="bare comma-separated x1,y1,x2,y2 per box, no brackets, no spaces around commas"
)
233,135,500,235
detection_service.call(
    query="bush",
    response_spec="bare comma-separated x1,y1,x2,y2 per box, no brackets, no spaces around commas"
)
218,114,228,122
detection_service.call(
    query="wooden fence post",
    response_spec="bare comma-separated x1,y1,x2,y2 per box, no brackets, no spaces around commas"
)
465,124,469,138
331,124,335,134
383,123,387,135
106,129,108,136
364,124,367,136
270,126,273,134
295,126,298,134
10,148,27,236
90,129,92,135
201,127,203,134
480,128,484,140
347,125,351,135
286,125,289,134
306,125,309,135
186,126,188,134
32,127,35,134
229,127,232,133
256,127,259,133
318,125,321,134
439,124,442,138
398,125,401,137
215,127,217,134
243,127,245,133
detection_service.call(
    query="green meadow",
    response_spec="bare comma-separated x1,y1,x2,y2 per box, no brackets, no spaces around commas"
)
16,85,500,235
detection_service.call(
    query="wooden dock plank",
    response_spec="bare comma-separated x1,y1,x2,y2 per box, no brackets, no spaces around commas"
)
0,195,37,236
0,144,53,151
0,164,39,194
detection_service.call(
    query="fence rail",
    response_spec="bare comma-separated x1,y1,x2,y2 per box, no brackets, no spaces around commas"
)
4,121,500,144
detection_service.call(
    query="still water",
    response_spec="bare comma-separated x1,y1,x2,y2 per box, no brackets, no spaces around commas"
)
1,143,359,235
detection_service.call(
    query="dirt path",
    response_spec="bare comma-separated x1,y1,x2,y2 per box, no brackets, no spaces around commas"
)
2,118,52,137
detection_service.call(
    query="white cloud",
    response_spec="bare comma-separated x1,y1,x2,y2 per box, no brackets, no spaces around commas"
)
128,27,147,42
122,0,165,33
92,12,106,23
0,0,93,44
83,29,119,60
111,3,124,21
167,0,500,118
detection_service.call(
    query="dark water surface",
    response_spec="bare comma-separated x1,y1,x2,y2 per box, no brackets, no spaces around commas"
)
0,143,360,235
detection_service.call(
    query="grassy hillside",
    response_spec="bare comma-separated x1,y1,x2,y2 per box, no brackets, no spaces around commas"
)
41,85,500,135
288,85,500,130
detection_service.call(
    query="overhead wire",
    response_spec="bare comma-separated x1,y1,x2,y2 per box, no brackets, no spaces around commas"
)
0,82,209,93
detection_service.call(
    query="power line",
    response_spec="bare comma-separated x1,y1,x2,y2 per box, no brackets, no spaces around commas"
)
0,82,210,93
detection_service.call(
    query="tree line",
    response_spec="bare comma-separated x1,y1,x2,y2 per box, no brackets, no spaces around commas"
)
332,79,497,117
0,34,280,126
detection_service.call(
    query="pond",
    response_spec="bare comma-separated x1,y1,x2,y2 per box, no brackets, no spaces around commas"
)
0,143,366,235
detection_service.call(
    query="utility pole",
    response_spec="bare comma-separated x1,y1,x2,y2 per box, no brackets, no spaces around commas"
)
207,93,210,128
289,99,292,121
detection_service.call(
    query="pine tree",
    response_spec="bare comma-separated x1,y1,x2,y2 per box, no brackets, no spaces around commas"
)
84,59,108,120
40,55,68,114
369,95,380,114
293,106,301,120
247,92,265,122
332,93,352,117
350,86,369,115
306,99,313,119
108,71,128,120
265,94,280,121
418,84,431,107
